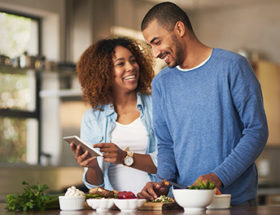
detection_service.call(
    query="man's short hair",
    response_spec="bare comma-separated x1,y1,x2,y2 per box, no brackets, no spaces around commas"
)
141,1,193,32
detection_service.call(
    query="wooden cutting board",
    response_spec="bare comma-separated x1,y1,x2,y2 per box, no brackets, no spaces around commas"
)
139,201,182,211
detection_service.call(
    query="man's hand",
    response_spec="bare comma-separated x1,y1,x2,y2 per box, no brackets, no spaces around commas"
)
193,172,222,188
137,181,169,201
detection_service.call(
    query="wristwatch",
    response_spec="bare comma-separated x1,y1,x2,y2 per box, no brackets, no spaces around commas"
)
123,150,134,167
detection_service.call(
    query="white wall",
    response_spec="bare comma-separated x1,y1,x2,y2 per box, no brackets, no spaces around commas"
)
190,2,280,64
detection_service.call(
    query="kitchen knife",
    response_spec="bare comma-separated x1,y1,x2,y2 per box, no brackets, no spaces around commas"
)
158,176,186,189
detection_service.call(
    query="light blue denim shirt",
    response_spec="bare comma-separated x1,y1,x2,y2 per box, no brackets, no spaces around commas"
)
80,93,157,190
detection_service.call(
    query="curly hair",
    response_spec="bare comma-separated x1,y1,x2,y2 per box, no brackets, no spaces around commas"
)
76,37,154,110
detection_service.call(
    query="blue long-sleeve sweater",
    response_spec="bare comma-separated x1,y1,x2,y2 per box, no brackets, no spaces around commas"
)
152,48,268,205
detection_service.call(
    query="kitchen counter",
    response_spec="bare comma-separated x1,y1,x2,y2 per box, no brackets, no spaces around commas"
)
1,203,280,215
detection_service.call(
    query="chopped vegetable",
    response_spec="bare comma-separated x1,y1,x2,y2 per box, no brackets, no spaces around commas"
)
152,195,174,203
214,187,222,195
163,180,170,187
86,193,104,199
187,180,216,190
6,181,58,211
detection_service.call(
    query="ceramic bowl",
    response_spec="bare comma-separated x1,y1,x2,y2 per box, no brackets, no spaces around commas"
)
113,199,146,212
173,189,215,213
207,194,231,209
59,196,85,211
86,198,115,212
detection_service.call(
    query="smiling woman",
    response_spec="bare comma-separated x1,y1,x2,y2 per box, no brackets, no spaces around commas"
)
68,37,158,194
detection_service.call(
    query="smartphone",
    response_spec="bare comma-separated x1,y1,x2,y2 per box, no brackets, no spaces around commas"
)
63,135,103,157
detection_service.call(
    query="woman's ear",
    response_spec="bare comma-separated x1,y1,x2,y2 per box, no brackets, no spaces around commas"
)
174,21,186,37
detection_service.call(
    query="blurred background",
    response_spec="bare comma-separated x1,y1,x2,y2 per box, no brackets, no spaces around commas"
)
0,0,279,205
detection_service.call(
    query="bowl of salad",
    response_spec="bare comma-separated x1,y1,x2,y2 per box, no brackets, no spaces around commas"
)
173,181,216,213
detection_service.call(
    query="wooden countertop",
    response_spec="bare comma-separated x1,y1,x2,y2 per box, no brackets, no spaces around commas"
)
1,203,280,215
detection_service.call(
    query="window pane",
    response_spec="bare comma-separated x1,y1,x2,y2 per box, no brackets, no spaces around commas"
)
0,117,38,163
0,12,38,58
0,69,36,111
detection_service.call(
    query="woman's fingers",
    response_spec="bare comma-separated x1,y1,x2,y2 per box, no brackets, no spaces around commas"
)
79,157,96,167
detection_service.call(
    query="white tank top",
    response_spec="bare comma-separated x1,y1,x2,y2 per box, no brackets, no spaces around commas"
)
108,117,150,194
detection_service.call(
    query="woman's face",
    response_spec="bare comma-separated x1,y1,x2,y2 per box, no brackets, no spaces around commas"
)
112,45,140,94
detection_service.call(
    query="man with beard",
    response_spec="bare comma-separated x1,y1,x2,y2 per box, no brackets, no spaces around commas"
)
137,2,268,206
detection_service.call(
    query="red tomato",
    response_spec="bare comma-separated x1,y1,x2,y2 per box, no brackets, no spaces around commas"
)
117,191,136,199
214,187,222,195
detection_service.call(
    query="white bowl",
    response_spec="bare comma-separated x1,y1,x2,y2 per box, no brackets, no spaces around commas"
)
113,199,146,212
59,196,85,211
173,189,215,213
207,194,231,209
86,198,115,212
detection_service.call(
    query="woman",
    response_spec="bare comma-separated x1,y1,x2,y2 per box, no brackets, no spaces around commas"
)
71,37,157,194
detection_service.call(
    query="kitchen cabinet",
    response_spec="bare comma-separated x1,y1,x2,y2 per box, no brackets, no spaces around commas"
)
253,60,280,145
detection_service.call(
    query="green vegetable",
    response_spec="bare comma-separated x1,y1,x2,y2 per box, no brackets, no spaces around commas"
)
85,193,103,199
6,181,58,211
187,180,216,190
152,195,174,203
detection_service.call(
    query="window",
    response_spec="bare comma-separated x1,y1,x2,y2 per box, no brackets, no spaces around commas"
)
0,10,41,164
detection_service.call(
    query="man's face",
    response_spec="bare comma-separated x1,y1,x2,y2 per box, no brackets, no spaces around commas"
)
142,19,184,68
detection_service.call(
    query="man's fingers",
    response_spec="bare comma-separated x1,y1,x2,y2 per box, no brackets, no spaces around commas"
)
140,188,155,201
137,192,144,199
141,183,159,200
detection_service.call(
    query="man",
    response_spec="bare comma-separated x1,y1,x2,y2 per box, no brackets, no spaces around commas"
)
137,2,268,206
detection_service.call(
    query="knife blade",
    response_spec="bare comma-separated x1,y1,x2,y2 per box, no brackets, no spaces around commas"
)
158,176,186,189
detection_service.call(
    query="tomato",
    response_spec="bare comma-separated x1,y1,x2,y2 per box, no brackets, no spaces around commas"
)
117,191,136,199
214,187,222,195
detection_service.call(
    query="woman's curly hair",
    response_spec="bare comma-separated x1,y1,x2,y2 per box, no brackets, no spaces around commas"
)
76,37,154,110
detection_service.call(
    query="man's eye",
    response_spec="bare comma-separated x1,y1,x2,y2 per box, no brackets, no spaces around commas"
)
155,41,161,45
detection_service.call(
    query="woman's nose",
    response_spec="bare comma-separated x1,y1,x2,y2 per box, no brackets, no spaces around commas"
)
126,62,134,71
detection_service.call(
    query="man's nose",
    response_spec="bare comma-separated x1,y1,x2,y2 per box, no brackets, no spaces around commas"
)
152,47,160,58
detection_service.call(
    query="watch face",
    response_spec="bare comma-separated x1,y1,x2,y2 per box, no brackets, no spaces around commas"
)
124,156,134,166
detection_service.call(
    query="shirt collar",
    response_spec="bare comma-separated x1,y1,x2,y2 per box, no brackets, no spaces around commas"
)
103,93,144,117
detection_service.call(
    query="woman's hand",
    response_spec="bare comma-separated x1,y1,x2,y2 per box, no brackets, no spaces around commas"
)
94,143,126,164
70,143,98,168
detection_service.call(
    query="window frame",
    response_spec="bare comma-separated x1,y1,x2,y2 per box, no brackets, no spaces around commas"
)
0,9,43,164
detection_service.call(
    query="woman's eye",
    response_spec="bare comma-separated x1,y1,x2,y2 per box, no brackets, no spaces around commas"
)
116,62,124,66
131,59,137,64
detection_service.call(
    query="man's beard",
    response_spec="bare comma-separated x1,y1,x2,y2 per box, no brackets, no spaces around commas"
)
167,35,184,68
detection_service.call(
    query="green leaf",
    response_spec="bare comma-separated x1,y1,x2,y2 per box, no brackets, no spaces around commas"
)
6,181,52,211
